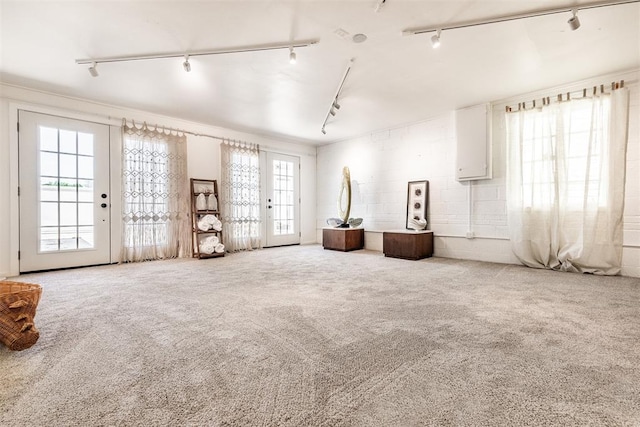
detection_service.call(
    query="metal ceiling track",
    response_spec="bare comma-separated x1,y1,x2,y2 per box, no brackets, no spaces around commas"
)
402,0,640,35
76,39,320,65
321,58,354,135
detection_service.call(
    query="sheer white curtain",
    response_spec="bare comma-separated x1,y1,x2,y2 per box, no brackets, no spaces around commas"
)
220,141,262,252
506,88,629,274
121,122,191,262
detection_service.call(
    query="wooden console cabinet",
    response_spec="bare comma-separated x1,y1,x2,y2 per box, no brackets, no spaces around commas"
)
383,230,433,260
322,228,364,252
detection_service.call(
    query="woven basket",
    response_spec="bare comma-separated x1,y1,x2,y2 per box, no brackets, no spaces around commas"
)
0,281,42,351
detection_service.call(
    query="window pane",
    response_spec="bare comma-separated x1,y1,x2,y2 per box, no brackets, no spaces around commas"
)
40,178,58,202
59,129,77,154
78,203,93,226
78,226,94,248
59,226,78,250
40,227,59,252
59,202,77,226
41,202,58,226
59,154,77,178
40,151,58,176
40,127,58,151
78,132,94,156
78,180,94,202
59,178,78,202
78,156,93,179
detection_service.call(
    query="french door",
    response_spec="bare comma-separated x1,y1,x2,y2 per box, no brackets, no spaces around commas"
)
18,111,111,272
264,152,300,247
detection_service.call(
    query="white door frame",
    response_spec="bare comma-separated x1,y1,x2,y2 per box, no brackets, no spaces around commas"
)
8,102,122,276
261,150,301,247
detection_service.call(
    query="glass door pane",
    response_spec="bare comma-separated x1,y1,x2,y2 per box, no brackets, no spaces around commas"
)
38,126,95,252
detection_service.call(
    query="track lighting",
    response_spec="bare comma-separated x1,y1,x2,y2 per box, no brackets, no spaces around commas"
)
320,58,354,135
76,39,319,73
568,9,581,31
88,62,98,77
431,30,441,49
404,2,639,39
374,0,387,13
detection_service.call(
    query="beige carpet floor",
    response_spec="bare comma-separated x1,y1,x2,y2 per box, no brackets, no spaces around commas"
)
1,245,639,426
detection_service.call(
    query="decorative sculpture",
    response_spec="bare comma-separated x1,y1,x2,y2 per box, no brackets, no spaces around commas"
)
327,166,363,228
337,166,351,227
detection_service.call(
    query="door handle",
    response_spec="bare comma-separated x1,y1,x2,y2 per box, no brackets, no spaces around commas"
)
101,203,107,208
101,193,108,199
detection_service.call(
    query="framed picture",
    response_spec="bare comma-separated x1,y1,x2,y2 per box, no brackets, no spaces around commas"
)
406,180,429,229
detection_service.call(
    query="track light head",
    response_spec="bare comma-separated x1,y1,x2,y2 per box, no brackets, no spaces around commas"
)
183,55,191,72
333,101,341,110
321,127,327,135
88,62,99,77
431,30,441,49
289,48,297,64
568,9,581,31
330,109,337,116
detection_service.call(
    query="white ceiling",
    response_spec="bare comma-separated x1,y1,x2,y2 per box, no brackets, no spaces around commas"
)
1,1,639,144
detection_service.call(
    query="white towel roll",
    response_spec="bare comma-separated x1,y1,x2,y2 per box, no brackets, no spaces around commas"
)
207,194,218,211
195,193,207,210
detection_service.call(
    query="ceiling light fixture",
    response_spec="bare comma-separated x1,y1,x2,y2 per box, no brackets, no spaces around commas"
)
183,55,191,72
402,0,639,37
289,48,297,64
320,58,354,135
431,30,441,48
568,9,581,30
76,39,319,71
352,33,368,43
88,62,98,77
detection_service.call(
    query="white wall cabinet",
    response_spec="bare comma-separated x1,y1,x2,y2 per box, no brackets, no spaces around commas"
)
455,103,492,181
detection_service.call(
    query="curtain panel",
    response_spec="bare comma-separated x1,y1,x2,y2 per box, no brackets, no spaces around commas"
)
121,122,191,262
220,141,262,252
505,88,630,275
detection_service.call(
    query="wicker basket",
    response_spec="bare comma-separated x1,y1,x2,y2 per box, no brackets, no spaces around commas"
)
0,281,42,351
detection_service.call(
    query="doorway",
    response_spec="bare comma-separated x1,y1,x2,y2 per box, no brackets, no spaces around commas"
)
18,111,112,272
263,152,300,247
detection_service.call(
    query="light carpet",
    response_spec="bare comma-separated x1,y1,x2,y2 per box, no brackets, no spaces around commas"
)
1,245,639,426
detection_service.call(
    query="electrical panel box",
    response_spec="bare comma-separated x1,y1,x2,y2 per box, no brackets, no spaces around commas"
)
455,103,492,181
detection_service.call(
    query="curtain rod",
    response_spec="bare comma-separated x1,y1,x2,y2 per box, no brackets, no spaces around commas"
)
122,118,247,144
505,80,627,112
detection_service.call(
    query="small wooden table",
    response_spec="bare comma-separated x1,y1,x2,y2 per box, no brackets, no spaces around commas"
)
322,227,364,252
383,230,433,260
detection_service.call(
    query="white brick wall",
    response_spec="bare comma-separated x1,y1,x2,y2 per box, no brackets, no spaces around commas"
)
317,69,640,277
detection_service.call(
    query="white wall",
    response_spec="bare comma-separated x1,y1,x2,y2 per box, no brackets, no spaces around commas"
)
0,83,317,278
316,69,640,277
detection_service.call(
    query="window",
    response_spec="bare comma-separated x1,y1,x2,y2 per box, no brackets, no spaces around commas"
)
505,86,629,274
121,123,190,262
516,97,610,210
219,141,261,252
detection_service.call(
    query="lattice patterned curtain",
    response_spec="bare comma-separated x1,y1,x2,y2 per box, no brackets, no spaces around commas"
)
121,121,191,262
220,141,262,252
